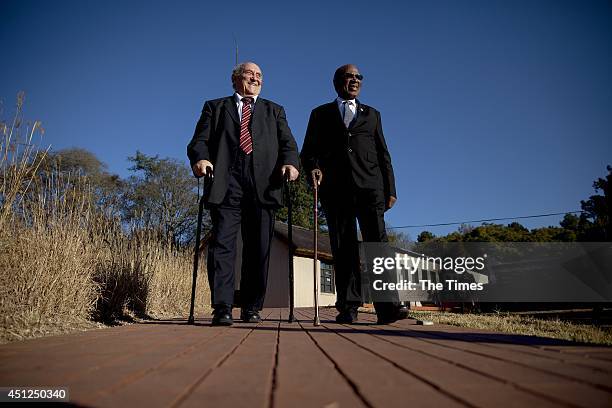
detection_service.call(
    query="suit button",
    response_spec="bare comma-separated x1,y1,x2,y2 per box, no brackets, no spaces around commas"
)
348,132,352,137
348,148,353,153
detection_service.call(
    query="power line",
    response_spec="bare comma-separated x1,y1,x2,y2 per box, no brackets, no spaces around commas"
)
389,210,585,230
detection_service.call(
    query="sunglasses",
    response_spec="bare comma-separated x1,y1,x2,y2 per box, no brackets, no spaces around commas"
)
344,73,364,81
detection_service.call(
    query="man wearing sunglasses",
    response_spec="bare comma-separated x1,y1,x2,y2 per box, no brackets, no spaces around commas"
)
188,61,299,326
301,64,405,324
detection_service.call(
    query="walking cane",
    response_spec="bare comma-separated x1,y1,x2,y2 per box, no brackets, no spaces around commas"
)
188,168,212,325
311,169,322,326
285,171,295,323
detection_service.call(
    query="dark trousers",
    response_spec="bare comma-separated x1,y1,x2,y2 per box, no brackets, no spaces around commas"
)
322,187,400,316
207,152,274,311
322,188,388,311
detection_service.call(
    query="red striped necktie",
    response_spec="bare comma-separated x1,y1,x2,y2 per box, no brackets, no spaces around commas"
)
239,97,253,154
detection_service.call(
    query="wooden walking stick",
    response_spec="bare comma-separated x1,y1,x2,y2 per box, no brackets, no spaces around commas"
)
311,169,322,326
285,172,295,323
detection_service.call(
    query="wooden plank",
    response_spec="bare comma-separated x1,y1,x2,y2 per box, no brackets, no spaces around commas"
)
348,309,612,372
388,314,612,372
273,310,367,408
393,324,612,390
1,325,171,383
542,346,612,360
178,309,281,408
0,313,264,407
0,322,223,387
316,320,561,408
312,307,612,407
0,324,152,357
294,310,465,408
94,321,263,407
356,323,612,407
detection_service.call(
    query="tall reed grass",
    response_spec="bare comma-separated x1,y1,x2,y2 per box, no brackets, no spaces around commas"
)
0,94,209,343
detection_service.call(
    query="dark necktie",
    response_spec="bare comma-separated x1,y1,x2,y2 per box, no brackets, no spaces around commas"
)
239,97,253,154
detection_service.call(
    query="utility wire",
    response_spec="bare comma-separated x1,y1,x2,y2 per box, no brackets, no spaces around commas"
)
389,210,585,230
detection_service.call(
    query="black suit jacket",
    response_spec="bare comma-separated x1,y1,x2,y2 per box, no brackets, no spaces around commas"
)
300,100,396,202
188,96,299,207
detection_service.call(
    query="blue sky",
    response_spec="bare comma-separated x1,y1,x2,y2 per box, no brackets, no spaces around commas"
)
1,0,610,239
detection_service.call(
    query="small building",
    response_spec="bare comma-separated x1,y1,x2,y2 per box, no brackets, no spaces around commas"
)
233,221,337,308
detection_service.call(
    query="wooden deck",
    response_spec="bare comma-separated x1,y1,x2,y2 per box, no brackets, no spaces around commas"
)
1,308,611,407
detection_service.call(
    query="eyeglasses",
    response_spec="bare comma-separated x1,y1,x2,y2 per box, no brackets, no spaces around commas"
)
243,69,262,79
344,73,363,81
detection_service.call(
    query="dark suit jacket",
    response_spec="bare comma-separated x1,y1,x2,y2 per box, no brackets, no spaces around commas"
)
188,95,299,207
300,100,396,203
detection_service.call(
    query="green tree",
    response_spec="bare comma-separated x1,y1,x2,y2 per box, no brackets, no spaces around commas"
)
558,213,580,241
276,172,327,231
417,230,435,242
529,226,568,242
434,223,538,242
123,151,203,246
387,229,412,248
580,165,611,241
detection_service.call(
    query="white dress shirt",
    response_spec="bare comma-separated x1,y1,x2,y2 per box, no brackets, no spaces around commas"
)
235,93,258,122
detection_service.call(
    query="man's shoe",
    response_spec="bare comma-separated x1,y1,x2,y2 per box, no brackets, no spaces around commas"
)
335,307,358,324
240,309,262,323
212,308,233,326
376,305,408,325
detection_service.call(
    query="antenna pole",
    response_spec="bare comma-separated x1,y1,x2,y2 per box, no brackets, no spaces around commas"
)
233,35,238,65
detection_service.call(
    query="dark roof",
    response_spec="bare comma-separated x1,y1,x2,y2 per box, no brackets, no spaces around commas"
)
199,221,334,262
274,221,333,261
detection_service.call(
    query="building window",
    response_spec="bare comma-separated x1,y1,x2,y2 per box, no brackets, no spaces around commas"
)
320,262,335,294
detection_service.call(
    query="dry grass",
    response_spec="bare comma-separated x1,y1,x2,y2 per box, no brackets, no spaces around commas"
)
0,94,210,344
408,310,612,346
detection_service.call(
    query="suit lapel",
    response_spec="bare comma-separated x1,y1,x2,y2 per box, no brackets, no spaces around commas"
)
327,101,345,129
223,96,240,125
251,98,266,141
349,99,367,129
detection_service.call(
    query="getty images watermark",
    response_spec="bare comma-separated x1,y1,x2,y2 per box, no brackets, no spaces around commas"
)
372,253,487,291
357,242,612,303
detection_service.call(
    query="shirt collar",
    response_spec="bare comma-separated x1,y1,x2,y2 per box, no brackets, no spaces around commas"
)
336,96,356,109
235,93,258,104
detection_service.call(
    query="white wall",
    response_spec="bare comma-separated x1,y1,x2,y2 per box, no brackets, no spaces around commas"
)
234,234,335,308
293,256,336,308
